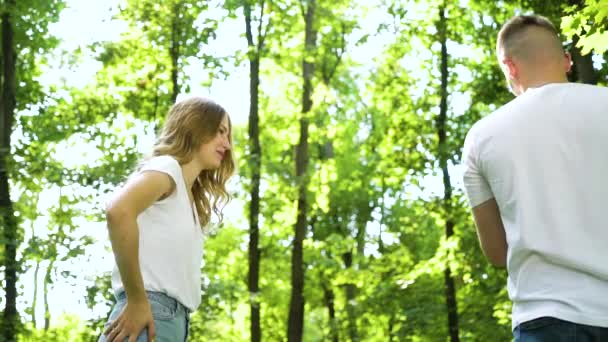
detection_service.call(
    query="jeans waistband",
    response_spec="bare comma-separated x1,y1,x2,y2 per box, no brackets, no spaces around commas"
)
115,290,190,315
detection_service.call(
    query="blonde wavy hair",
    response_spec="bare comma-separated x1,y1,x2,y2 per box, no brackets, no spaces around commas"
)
149,96,235,228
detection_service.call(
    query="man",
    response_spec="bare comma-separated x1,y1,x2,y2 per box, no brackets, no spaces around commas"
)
462,14,608,341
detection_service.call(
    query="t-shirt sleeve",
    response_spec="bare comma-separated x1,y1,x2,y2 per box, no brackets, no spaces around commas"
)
462,127,494,208
139,155,181,192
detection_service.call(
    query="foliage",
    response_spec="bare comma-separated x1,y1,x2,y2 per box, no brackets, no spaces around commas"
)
562,0,608,55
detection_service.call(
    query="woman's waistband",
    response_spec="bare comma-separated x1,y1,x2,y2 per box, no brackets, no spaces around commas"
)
115,290,191,315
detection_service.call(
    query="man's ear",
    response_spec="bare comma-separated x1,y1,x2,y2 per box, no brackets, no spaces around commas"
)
563,52,572,73
501,58,519,80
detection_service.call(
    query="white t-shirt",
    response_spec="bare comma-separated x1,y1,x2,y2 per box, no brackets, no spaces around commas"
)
462,83,608,329
111,155,204,311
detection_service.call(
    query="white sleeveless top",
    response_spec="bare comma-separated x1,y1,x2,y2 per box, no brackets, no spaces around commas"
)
111,155,204,311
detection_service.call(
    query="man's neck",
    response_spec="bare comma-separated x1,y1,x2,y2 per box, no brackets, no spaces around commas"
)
521,74,569,93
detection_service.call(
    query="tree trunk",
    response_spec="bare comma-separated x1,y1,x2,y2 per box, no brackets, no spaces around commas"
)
437,4,460,342
321,280,338,342
244,2,264,341
43,259,55,331
342,212,369,342
287,0,316,340
32,260,40,327
388,315,395,342
342,251,358,342
566,0,598,85
169,3,182,103
570,35,598,84
378,177,386,253
0,1,18,339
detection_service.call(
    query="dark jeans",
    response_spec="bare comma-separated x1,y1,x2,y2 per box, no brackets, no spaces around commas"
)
514,317,608,342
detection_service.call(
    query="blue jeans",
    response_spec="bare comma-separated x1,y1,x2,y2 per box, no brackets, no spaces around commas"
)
99,291,190,342
514,316,608,341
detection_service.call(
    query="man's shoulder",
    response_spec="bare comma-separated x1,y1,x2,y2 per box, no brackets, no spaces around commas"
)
569,82,608,92
545,82,608,99
468,103,513,136
574,83,608,99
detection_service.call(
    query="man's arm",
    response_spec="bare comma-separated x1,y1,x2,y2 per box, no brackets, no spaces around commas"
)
462,126,507,267
471,198,507,267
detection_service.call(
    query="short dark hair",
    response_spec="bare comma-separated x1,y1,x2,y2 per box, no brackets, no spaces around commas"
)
497,15,563,58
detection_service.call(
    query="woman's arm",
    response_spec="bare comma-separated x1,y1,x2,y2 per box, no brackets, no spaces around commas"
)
104,170,175,342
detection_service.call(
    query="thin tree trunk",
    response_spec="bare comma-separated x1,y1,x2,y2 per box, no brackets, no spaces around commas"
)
287,0,316,340
355,216,366,257
169,3,182,103
388,315,395,342
153,68,160,121
0,1,18,339
229,296,236,337
342,251,357,342
342,212,369,342
244,1,265,341
437,4,459,342
43,259,55,331
321,280,338,342
32,260,40,327
378,176,386,253
379,178,393,341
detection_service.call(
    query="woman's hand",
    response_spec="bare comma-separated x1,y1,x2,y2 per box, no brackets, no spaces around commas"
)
104,298,156,342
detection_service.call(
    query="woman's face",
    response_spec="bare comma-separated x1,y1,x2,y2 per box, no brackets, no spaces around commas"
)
196,115,231,170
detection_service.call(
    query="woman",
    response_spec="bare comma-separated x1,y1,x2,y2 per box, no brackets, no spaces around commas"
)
100,97,235,342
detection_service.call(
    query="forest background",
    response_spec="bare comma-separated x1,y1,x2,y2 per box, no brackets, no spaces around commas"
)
0,0,606,341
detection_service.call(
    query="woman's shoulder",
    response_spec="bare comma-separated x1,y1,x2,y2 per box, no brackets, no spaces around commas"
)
141,154,180,169
139,154,182,180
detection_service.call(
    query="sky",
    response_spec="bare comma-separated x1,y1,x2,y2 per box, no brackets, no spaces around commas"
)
16,0,468,328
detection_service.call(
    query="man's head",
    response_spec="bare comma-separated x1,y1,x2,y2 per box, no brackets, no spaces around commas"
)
496,15,571,96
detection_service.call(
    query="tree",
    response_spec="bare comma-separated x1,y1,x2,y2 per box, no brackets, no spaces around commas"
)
0,2,18,338
243,0,271,340
288,0,316,340
562,0,608,57
562,0,607,84
119,0,221,104
436,3,460,341
0,0,65,339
